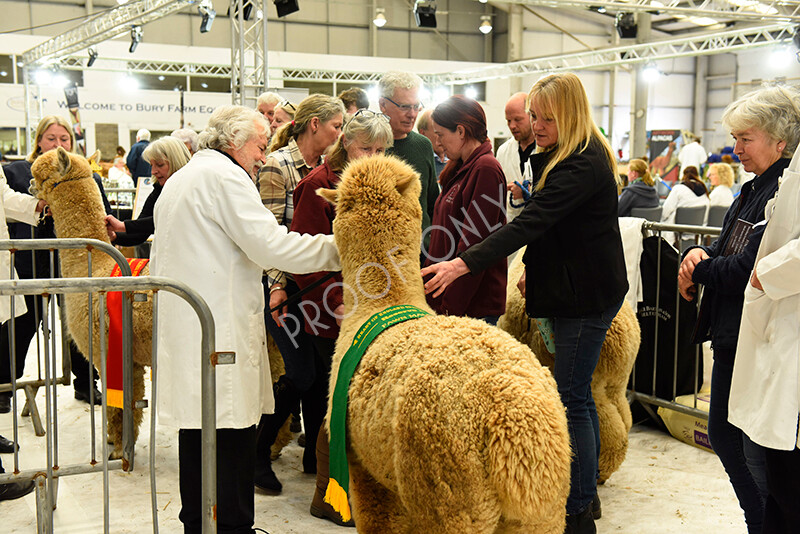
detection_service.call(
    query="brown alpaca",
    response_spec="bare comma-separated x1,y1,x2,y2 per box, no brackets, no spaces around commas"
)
498,252,640,483
30,147,151,459
317,155,571,534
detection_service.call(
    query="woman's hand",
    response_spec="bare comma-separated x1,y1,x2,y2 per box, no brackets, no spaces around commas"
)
104,214,126,233
420,257,470,298
516,271,526,296
507,182,524,201
678,248,708,285
333,304,345,326
35,199,48,214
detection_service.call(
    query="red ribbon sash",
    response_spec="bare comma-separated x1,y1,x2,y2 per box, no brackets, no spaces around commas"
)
105,258,149,408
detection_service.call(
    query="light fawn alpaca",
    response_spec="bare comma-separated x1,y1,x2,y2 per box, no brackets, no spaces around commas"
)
316,155,571,534
31,147,151,459
498,252,640,483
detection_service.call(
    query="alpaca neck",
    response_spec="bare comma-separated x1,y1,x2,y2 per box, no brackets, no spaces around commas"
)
339,243,431,330
49,179,115,278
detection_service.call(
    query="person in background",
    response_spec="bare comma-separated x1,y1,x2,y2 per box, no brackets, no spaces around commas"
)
618,158,659,217
678,132,708,177
424,95,507,323
270,100,296,134
416,109,446,179
256,91,282,133
255,94,345,485
170,128,199,155
659,165,709,241
337,87,370,115
422,73,627,534
113,146,127,170
0,115,110,412
152,104,340,533
678,85,800,534
127,128,152,181
496,92,537,222
284,109,393,526
104,137,191,246
378,71,439,256
708,162,735,208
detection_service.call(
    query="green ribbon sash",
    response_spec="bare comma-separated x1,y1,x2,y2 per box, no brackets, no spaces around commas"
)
324,305,430,522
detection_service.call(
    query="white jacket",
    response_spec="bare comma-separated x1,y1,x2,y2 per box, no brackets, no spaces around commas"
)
709,185,734,208
152,149,340,429
659,183,709,244
729,148,800,450
495,138,523,222
0,168,40,323
678,141,707,176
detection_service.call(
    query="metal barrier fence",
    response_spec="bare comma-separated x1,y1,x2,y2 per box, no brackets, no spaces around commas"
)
627,221,722,423
0,239,224,534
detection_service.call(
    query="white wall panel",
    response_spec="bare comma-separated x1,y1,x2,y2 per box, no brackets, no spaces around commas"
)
329,26,369,57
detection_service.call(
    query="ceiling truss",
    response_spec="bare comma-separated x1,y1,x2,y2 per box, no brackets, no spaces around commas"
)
497,0,800,23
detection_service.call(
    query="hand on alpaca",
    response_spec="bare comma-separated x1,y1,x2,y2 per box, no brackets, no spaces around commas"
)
420,257,470,298
516,271,526,296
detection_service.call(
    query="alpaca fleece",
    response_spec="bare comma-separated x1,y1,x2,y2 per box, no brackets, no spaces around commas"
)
319,154,571,533
31,147,152,460
498,251,640,483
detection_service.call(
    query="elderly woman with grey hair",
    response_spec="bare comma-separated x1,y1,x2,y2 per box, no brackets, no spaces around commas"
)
170,128,199,154
678,85,800,534
151,104,340,533
105,136,191,246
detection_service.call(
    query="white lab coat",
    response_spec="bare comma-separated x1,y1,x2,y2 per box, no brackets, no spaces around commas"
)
729,148,800,450
495,138,523,222
0,168,40,323
678,141,707,176
152,149,340,429
709,185,734,208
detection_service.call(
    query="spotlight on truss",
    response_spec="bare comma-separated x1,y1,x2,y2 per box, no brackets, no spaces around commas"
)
129,25,143,53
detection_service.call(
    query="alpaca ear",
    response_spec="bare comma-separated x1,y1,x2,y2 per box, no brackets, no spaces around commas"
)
56,146,71,175
395,171,417,196
316,187,338,206
89,150,101,162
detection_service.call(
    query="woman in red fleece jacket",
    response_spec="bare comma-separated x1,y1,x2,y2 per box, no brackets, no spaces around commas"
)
424,95,507,323
289,108,393,526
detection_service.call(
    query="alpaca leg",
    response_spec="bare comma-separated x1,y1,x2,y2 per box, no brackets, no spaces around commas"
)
348,458,408,534
107,406,124,459
496,517,564,534
594,382,629,483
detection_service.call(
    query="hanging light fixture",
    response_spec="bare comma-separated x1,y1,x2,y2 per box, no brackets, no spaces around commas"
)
373,7,387,27
479,15,492,35
87,47,98,67
129,25,143,53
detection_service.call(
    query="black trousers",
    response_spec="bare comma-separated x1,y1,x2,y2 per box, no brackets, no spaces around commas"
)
178,426,257,534
763,446,800,534
0,294,97,394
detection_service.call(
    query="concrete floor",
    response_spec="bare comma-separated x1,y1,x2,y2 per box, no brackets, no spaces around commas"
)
1,339,747,533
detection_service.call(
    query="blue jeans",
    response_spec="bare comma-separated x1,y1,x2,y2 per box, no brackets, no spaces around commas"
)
553,299,622,514
263,277,316,392
709,352,767,534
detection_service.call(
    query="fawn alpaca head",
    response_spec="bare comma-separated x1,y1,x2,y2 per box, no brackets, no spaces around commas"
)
30,146,94,201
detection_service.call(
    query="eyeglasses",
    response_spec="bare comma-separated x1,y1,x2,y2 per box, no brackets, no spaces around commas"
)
383,96,423,113
278,100,296,113
346,108,391,127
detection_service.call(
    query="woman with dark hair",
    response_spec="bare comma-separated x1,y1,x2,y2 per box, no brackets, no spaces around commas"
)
660,165,709,226
423,95,507,324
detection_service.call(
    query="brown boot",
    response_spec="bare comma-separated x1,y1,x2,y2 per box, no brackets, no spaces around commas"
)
310,426,355,528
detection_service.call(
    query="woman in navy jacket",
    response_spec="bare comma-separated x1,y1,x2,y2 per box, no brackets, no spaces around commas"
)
422,73,627,533
423,95,507,322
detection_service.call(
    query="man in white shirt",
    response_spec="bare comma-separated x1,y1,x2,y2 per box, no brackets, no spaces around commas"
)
678,132,708,177
496,92,535,221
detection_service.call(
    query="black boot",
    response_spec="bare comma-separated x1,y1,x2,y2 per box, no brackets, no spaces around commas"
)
0,393,10,414
564,504,596,534
254,377,301,493
592,493,601,520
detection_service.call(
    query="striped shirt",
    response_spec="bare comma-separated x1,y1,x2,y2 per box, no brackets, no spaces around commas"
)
257,138,320,287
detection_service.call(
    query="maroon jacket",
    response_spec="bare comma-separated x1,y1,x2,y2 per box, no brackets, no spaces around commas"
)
290,161,343,339
424,140,507,318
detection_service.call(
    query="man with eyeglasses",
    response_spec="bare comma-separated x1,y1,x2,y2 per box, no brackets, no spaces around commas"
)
379,71,439,256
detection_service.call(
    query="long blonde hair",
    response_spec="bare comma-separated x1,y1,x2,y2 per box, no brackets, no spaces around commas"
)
529,73,618,191
27,116,75,162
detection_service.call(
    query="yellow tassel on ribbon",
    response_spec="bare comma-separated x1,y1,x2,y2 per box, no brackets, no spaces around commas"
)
323,478,352,523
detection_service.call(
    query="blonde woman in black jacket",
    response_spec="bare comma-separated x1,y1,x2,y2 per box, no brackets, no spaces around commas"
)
422,73,627,534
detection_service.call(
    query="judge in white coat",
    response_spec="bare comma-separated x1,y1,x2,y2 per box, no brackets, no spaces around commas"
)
152,105,340,533
729,147,800,533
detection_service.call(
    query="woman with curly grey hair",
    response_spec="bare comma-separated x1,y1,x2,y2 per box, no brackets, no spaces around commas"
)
678,84,800,534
